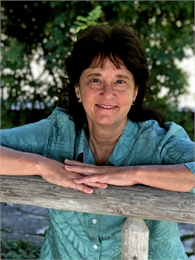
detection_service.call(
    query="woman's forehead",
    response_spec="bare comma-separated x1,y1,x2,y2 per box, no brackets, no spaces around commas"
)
88,56,133,74
82,58,134,80
89,55,124,69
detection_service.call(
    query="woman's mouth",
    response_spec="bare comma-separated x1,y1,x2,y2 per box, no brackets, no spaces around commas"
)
96,104,117,109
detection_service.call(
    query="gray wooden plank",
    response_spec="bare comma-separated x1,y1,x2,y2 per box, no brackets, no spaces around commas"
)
121,218,149,260
1,175,195,223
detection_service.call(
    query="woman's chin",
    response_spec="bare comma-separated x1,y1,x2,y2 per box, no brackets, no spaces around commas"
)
94,116,123,127
93,116,115,126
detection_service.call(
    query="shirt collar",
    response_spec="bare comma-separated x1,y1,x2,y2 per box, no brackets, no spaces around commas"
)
75,127,86,162
108,119,139,166
75,119,139,166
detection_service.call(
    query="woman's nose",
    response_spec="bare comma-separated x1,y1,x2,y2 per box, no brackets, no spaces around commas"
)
100,83,115,97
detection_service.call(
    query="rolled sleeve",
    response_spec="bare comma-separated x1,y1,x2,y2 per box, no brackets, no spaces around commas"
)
0,107,76,161
159,122,195,193
0,118,52,156
183,162,195,193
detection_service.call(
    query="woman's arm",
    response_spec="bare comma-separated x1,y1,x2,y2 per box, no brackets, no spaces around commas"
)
1,147,107,193
64,160,195,192
65,122,195,193
1,146,47,176
133,164,195,192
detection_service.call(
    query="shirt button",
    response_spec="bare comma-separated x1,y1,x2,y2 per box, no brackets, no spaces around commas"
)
93,245,98,250
92,219,97,224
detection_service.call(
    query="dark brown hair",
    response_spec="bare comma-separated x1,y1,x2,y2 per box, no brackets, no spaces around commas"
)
58,24,164,129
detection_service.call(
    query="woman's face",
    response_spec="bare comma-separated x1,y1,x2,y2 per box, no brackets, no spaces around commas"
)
75,57,138,129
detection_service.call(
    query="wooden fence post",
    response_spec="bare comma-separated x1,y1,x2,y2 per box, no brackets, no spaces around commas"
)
121,217,149,260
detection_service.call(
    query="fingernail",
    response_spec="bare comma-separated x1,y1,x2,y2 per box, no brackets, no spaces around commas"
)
87,189,93,194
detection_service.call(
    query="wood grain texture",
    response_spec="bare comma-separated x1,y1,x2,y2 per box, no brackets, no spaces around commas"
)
1,175,195,223
121,218,149,260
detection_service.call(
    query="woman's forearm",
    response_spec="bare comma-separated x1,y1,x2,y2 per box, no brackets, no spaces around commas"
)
135,164,195,192
65,160,195,192
0,147,107,193
0,146,45,176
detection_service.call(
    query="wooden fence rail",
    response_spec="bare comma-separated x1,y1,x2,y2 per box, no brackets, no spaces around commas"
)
1,175,195,259
1,175,194,223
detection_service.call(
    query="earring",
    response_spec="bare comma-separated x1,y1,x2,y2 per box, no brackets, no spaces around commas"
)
77,97,82,103
75,85,81,103
132,100,135,106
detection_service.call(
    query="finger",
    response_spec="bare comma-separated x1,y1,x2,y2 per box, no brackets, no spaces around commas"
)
65,159,94,167
70,182,94,194
85,182,108,189
74,175,106,184
64,165,98,175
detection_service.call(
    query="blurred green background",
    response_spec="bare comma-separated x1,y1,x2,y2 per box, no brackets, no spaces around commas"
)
1,1,194,140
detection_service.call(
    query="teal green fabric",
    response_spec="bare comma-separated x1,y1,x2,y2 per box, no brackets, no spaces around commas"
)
1,107,194,260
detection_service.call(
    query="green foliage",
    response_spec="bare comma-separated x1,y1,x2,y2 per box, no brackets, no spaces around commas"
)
164,109,194,141
74,6,104,32
1,1,194,138
180,234,195,257
1,239,41,259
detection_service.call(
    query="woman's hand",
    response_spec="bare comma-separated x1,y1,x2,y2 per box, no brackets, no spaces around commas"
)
39,157,108,194
1,147,107,194
64,159,195,192
64,159,138,187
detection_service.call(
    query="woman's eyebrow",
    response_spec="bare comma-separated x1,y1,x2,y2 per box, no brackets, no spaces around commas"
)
87,73,102,78
116,74,130,80
86,73,130,80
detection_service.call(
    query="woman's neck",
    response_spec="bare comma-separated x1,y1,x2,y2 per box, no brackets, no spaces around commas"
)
88,121,127,165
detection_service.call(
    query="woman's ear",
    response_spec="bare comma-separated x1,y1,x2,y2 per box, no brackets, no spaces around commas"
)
75,84,82,103
133,87,138,101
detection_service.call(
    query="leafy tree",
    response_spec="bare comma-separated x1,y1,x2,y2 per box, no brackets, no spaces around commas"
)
1,1,194,139
1,239,41,259
74,5,103,32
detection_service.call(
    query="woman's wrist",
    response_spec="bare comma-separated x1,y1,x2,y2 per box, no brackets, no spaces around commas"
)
125,166,141,186
34,155,53,177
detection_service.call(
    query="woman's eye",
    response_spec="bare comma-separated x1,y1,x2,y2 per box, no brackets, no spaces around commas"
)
91,79,99,83
117,80,125,84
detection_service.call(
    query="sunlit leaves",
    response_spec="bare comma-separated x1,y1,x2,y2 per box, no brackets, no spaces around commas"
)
74,6,103,32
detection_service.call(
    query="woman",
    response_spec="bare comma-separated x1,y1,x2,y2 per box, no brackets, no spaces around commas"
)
1,24,194,260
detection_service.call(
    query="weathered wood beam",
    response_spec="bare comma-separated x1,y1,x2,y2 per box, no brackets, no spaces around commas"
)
121,218,149,260
1,175,194,224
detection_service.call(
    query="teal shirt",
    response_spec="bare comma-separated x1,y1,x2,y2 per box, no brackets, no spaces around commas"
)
1,107,194,260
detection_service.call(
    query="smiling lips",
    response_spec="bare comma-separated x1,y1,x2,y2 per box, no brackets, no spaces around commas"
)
96,104,117,109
